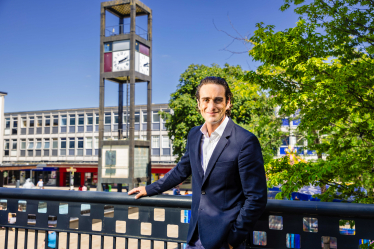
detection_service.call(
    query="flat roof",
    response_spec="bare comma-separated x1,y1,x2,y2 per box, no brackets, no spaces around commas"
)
0,91,8,95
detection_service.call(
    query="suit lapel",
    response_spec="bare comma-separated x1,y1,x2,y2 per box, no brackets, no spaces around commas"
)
202,119,234,186
193,129,204,181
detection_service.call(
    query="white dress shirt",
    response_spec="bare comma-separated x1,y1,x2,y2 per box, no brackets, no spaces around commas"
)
200,116,230,174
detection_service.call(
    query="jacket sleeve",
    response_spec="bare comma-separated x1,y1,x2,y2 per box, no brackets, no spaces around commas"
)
145,131,193,196
227,135,267,247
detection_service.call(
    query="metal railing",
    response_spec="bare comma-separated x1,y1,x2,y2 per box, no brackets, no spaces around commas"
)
0,188,374,248
105,24,148,40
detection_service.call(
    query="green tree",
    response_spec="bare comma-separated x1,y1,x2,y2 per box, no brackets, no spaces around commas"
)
243,0,374,203
161,63,285,164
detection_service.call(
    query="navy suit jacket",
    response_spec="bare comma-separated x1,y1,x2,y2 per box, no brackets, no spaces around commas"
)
146,118,267,249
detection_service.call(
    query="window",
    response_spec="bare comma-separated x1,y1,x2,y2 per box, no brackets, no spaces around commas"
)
45,116,50,127
12,140,17,150
28,139,34,149
21,139,26,149
52,138,58,149
86,114,93,125
78,114,84,125
37,116,42,127
114,113,118,124
143,112,147,123
13,118,18,128
69,138,75,148
281,137,289,146
123,113,128,123
86,138,93,149
22,117,27,128
53,115,58,126
61,115,67,126
95,114,99,125
135,112,140,123
105,113,111,124
4,140,9,150
5,118,10,128
152,136,160,148
78,138,84,148
153,111,160,123
162,136,170,148
94,137,99,148
60,138,66,149
44,139,50,149
70,115,76,125
36,139,42,149
29,117,34,127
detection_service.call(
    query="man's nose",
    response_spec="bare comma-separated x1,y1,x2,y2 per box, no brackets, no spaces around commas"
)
207,100,215,110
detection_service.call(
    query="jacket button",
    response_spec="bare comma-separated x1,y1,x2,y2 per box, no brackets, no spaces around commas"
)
201,191,206,195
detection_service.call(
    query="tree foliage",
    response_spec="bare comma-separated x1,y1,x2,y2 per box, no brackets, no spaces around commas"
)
244,0,374,203
161,64,284,164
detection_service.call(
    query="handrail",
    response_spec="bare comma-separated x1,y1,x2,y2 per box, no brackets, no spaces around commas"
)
1,188,374,217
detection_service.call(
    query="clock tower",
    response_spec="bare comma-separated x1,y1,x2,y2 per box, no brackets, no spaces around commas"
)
98,0,152,190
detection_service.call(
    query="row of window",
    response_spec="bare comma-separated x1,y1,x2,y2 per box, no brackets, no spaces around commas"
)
3,135,172,157
4,111,168,133
281,119,301,126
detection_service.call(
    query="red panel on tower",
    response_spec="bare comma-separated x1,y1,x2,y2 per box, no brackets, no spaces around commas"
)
104,53,112,72
139,43,149,56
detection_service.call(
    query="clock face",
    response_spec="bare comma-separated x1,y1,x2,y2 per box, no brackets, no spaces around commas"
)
139,54,149,76
113,51,130,72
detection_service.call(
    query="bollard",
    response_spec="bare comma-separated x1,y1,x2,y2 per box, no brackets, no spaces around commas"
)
16,180,20,188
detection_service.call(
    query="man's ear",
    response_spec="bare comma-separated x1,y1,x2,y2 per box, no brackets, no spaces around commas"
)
197,99,200,109
226,98,231,110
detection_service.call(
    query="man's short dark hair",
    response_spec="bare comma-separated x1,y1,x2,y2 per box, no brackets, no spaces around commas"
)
195,76,233,116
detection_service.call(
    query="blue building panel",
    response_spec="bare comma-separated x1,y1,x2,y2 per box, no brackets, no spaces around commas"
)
282,119,289,126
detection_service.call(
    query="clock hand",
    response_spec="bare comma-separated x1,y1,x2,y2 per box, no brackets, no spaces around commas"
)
143,63,149,67
118,57,129,63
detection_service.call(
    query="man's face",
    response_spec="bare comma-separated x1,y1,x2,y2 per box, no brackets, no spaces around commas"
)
197,83,230,125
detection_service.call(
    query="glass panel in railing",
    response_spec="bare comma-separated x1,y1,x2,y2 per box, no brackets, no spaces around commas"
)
303,217,318,233
8,213,16,224
167,225,178,238
38,201,47,213
27,214,36,226
92,219,102,231
286,233,301,248
339,220,355,235
321,236,337,249
154,208,165,221
116,220,126,233
81,204,90,216
59,203,68,214
104,205,114,218
128,207,139,219
253,231,267,246
70,217,79,229
48,215,57,227
269,215,283,230
18,200,27,212
141,222,152,235
0,199,7,210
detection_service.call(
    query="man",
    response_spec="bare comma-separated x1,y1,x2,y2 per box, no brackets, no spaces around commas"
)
173,185,181,195
129,77,267,249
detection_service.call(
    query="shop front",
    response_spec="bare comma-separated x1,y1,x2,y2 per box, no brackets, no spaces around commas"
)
58,167,98,187
30,167,59,186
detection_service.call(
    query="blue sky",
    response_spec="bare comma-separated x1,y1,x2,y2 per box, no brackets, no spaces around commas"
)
0,0,300,112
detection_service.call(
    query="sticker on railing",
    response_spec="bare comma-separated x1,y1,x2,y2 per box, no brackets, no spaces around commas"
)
8,213,16,224
321,236,337,248
269,215,283,230
128,207,139,219
359,239,374,248
27,214,36,226
0,199,7,211
286,233,301,248
92,219,102,231
38,202,47,213
141,222,152,235
116,220,126,233
48,215,57,228
339,220,355,235
70,217,79,229
81,204,90,216
253,231,267,246
154,208,165,221
104,205,114,218
181,210,191,223
303,217,318,233
18,200,27,212
59,203,68,214
167,224,178,238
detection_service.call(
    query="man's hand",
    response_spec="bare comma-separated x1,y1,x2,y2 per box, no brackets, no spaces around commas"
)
128,186,147,199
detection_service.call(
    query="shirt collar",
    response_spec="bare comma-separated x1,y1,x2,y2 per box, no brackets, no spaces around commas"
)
200,116,230,138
